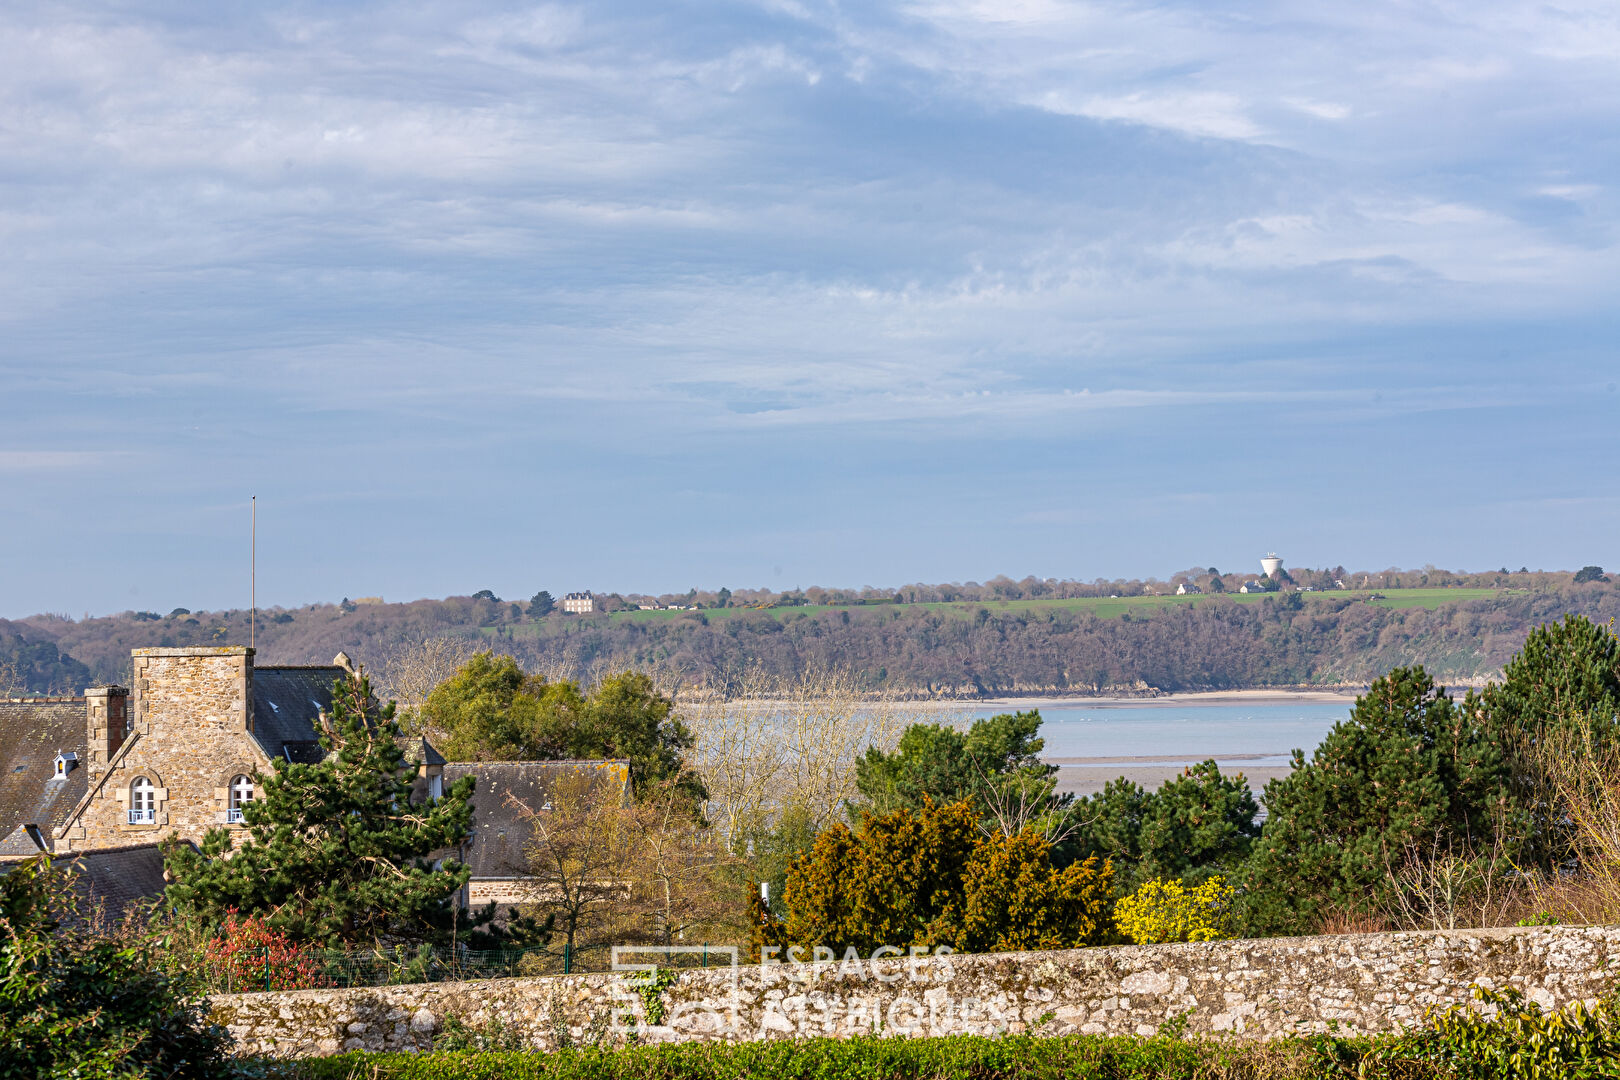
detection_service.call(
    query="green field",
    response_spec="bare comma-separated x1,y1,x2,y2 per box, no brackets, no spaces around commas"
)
609,587,1503,622
482,587,1510,639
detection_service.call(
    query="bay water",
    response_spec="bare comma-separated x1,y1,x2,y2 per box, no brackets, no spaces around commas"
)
965,701,1348,764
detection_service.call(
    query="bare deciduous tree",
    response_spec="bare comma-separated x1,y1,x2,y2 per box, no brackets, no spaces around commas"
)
631,775,748,946
1522,717,1620,924
969,752,1079,845
1378,830,1528,932
0,657,24,698
679,665,958,847
372,637,476,735
511,770,642,955
512,769,746,954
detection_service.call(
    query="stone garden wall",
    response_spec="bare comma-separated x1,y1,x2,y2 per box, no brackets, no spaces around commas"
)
210,924,1620,1058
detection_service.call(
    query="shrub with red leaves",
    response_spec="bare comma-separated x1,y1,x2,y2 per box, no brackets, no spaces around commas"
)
203,909,332,991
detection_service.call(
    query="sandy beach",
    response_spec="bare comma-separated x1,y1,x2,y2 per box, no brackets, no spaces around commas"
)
1048,755,1297,798
954,688,1364,710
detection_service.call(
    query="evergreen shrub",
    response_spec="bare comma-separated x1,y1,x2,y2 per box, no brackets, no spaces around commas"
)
0,855,229,1080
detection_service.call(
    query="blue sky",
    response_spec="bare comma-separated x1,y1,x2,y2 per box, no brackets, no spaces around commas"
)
2,0,1618,616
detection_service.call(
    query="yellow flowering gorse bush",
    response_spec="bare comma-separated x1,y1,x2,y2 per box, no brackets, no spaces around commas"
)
1114,875,1235,944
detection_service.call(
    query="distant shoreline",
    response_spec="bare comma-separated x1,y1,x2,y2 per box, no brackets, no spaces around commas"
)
895,688,1366,711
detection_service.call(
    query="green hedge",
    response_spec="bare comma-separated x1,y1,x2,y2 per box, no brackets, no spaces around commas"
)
286,1032,1373,1080
283,990,1620,1080
283,987,1620,1080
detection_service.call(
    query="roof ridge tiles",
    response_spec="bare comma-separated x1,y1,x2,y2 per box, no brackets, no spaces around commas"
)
57,841,167,856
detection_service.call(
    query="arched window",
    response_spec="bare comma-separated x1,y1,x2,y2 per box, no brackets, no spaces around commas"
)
129,777,155,825
228,775,254,823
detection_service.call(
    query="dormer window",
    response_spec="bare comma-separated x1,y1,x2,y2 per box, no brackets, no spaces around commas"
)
52,752,78,779
227,774,255,824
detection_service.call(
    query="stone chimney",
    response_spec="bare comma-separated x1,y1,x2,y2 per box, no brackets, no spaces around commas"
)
129,647,254,743
84,684,130,783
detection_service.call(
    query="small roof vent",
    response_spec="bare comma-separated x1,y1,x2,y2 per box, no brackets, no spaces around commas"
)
53,752,79,777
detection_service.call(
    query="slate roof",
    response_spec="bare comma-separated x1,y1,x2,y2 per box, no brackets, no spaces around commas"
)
250,666,344,762
398,735,446,767
443,760,630,878
57,844,169,924
0,823,46,858
0,698,89,851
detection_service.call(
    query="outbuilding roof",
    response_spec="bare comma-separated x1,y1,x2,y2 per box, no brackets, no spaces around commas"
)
57,843,170,924
443,760,630,878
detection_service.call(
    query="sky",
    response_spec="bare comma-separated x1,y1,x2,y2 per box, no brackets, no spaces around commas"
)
2,0,1618,617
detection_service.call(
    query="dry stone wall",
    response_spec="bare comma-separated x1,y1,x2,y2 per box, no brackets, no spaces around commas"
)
211,924,1620,1058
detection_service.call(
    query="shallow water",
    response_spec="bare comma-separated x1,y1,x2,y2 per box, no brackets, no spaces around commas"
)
963,702,1349,767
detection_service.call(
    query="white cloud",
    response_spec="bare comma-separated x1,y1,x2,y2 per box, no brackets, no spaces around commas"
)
1037,90,1263,140
0,0,1617,430
0,451,126,471
1537,183,1600,199
1282,97,1351,120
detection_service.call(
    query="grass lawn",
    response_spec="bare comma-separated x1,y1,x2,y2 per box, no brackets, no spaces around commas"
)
481,588,1511,640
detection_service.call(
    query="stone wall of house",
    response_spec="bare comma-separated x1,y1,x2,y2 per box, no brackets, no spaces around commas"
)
210,924,1620,1058
61,648,264,851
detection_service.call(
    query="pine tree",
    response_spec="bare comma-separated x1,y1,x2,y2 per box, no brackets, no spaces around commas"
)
163,673,483,946
1483,614,1620,866
1486,614,1620,740
1241,666,1513,933
852,710,1070,832
1069,763,1258,894
1135,762,1260,886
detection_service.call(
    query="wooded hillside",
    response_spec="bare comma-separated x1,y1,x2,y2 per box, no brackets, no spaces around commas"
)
7,581,1618,697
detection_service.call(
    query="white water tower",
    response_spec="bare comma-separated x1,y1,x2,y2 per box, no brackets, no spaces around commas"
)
1260,552,1284,578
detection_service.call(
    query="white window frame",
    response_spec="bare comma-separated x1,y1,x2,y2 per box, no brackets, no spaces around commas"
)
129,777,155,825
227,774,254,824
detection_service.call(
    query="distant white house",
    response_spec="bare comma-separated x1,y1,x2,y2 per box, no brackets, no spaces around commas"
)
1176,583,1202,595
561,591,599,614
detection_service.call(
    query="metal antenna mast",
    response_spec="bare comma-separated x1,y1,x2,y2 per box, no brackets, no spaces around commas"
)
251,496,257,651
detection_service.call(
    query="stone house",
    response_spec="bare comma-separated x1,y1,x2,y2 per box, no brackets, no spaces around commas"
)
0,646,628,909
560,591,599,614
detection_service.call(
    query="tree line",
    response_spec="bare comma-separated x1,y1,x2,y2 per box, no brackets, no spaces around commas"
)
3,569,1614,695
497,584,1620,695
